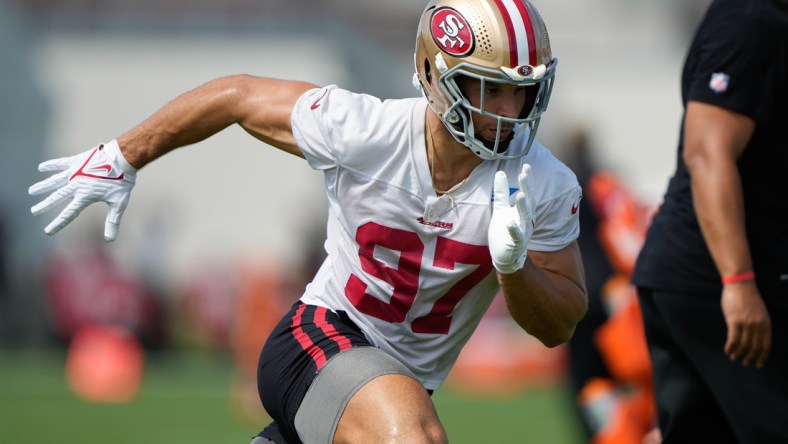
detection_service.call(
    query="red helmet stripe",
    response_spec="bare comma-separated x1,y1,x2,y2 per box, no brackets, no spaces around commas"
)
513,0,538,66
492,0,519,66
493,0,538,67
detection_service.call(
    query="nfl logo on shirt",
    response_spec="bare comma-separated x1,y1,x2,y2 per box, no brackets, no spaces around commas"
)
709,72,730,93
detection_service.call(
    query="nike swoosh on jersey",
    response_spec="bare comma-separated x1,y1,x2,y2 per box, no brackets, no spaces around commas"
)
311,89,329,110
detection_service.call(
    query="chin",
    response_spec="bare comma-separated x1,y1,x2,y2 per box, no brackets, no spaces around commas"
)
481,133,514,153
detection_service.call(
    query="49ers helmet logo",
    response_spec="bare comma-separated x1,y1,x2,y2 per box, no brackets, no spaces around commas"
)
431,7,475,57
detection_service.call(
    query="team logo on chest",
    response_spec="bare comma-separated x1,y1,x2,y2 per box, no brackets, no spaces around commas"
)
431,7,475,57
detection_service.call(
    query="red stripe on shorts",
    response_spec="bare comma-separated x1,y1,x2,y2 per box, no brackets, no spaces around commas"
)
291,304,328,369
314,306,353,353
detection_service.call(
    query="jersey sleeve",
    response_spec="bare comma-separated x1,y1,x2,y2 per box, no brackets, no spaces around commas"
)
521,146,582,252
687,13,783,123
290,85,401,172
290,85,342,171
529,184,582,252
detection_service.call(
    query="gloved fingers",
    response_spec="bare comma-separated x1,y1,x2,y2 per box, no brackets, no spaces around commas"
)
37,155,78,173
104,195,130,242
30,184,76,216
518,163,532,189
506,220,524,245
28,170,70,196
518,164,535,209
43,195,92,236
514,191,532,230
492,171,511,208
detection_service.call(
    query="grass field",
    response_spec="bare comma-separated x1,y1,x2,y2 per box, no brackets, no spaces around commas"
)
0,347,584,444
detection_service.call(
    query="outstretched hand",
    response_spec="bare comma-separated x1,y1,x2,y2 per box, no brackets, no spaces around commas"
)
29,140,137,242
488,164,535,274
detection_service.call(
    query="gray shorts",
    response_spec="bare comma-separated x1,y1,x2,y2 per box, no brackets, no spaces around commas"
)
295,346,415,443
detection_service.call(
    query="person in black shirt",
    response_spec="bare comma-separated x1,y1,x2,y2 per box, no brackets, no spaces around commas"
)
632,0,788,441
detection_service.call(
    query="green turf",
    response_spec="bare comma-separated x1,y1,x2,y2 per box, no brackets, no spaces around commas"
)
0,348,584,444
435,387,584,443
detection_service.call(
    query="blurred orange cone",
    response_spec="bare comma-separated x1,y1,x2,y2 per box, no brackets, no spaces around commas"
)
578,378,655,444
66,325,144,403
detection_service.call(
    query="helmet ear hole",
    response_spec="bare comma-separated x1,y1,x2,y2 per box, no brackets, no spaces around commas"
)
423,59,433,84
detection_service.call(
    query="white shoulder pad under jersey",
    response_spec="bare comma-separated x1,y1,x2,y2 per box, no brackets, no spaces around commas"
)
290,85,581,390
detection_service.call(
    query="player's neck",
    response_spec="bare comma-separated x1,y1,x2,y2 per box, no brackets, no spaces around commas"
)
425,113,482,195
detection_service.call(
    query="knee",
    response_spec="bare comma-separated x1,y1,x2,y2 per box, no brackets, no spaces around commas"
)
384,415,447,444
334,373,448,444
338,415,447,444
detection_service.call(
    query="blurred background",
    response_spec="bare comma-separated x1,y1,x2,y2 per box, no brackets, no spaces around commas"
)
1,0,711,443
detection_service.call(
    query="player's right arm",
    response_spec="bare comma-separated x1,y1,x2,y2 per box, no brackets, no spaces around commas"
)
119,75,317,168
29,75,317,241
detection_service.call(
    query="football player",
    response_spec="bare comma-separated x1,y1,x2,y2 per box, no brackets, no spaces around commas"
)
29,1,587,442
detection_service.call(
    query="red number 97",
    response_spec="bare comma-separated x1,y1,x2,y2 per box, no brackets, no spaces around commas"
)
345,222,493,335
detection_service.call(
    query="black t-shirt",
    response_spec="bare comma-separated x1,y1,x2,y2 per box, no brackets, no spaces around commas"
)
632,0,788,294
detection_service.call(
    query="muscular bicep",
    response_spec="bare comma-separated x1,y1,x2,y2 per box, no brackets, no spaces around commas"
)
501,241,587,346
527,241,586,294
234,76,318,158
683,101,755,166
682,101,757,278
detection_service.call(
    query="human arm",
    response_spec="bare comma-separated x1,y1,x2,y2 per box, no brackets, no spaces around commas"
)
498,242,587,347
682,100,770,368
488,165,588,347
30,75,317,240
117,75,316,168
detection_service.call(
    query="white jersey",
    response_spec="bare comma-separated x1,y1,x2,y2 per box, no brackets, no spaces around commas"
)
292,85,581,390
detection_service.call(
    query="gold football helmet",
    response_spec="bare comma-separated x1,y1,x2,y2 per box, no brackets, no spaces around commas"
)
414,0,556,159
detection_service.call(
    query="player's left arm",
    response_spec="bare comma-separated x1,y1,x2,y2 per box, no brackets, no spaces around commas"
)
499,243,587,348
488,166,587,347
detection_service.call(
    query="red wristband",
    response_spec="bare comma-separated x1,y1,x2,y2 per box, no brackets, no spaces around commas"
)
722,271,755,285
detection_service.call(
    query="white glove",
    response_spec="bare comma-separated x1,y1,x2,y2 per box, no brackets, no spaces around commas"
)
29,140,137,242
488,164,535,274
